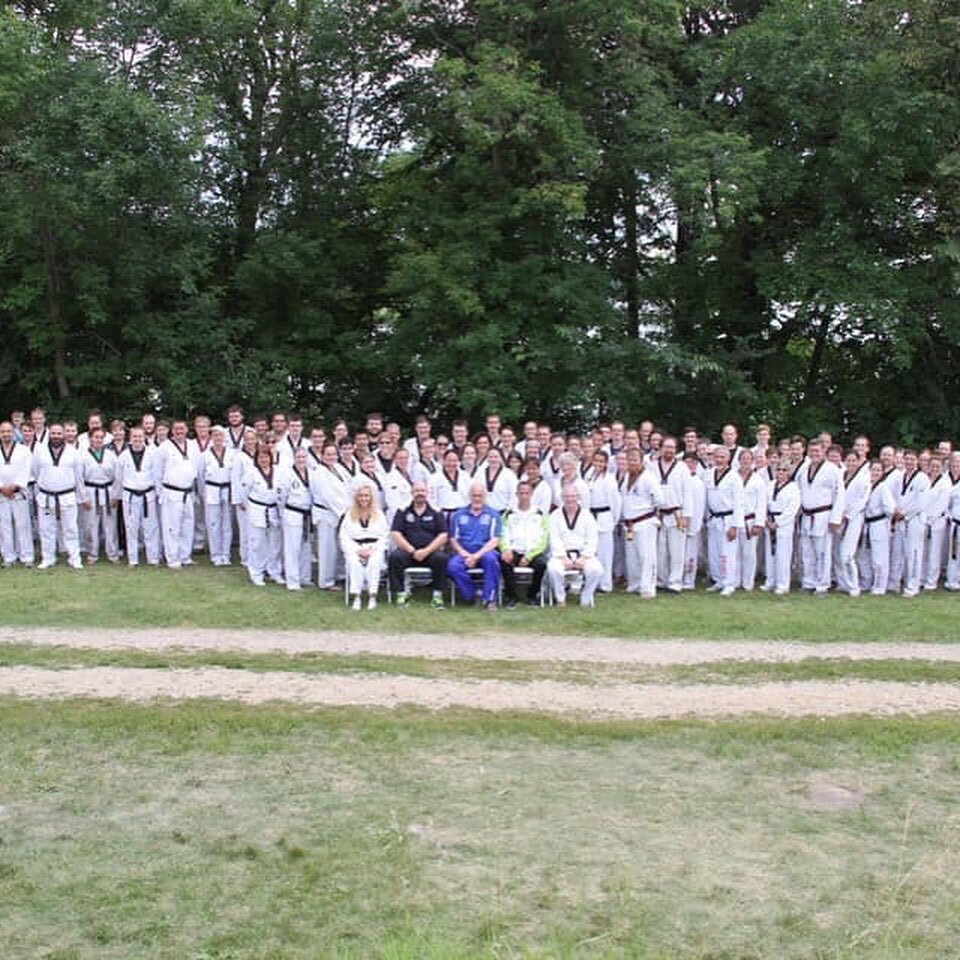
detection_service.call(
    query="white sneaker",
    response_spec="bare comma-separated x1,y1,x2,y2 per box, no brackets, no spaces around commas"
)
250,577,265,587
287,584,301,591
351,596,362,611
68,559,83,570
759,583,773,592
37,560,55,570
849,588,861,598
367,597,377,611
774,587,789,596
902,589,918,599
720,586,735,597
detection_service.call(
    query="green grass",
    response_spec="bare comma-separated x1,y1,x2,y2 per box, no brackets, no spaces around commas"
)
2,701,960,959
4,642,960,687
4,562,960,642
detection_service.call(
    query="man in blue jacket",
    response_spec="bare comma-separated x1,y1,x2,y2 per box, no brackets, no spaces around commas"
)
448,481,502,610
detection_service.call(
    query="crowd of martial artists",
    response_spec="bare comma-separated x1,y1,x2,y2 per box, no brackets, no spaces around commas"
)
2,405,959,607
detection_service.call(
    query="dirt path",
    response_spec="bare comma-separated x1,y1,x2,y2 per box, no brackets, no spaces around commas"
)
1,666,959,718
2,627,959,665
3,628,959,718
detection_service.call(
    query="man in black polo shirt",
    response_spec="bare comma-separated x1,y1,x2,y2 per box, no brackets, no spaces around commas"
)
389,480,449,607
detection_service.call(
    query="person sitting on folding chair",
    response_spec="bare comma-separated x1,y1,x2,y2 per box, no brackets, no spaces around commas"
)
389,480,448,608
499,480,549,609
548,484,603,607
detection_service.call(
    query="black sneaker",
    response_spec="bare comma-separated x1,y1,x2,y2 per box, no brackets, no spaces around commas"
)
504,598,518,610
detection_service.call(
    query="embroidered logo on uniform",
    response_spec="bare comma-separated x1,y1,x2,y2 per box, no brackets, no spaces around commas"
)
406,512,415,523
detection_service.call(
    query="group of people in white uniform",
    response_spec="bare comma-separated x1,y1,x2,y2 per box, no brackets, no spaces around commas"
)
2,404,958,606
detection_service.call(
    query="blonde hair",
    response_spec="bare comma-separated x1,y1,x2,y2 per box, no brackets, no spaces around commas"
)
349,480,384,523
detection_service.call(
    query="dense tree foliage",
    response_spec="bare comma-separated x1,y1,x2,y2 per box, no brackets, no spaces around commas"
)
0,0,957,440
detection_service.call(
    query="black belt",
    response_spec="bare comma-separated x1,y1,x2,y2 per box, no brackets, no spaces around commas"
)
709,510,733,519
285,502,314,537
802,504,831,515
590,506,611,515
205,480,231,487
249,496,277,527
39,486,75,520
124,486,153,519
624,511,657,524
163,482,193,503
864,514,886,524
85,480,113,515
353,537,380,545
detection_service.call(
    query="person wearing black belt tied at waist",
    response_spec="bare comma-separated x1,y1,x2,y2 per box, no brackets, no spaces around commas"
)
796,439,844,595
242,443,283,587
32,423,83,570
619,447,663,599
0,419,35,567
200,425,235,567
655,436,691,595
736,448,767,592
278,446,314,591
943,452,960,591
77,426,120,564
155,419,197,570
585,449,621,593
761,461,800,595
705,444,744,597
311,441,350,590
115,426,160,566
860,460,897,595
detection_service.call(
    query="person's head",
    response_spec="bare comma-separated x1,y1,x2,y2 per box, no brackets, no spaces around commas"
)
256,444,273,470
271,411,288,435
537,424,552,446
626,447,643,472
338,436,356,461
649,430,662,452
559,451,577,478
484,412,501,438
592,450,609,474
524,439,541,461
49,423,64,447
110,420,126,445
484,446,502,471
684,453,699,475
86,409,103,432
712,445,731,470
310,427,325,451
937,440,952,457
293,447,308,471
10,410,23,428
443,448,460,472
474,433,491,459
500,425,516,449
660,436,677,462
206,424,223,449
903,449,918,474
129,427,145,451
807,439,824,465
387,422,402,443
853,435,870,460
411,479,429,507
288,415,303,440
624,428,640,450
361,453,377,474
879,445,896,469
580,436,595,461
194,415,211,438
721,424,738,448
682,427,698,452
777,461,793,483
395,447,411,473
452,420,468,446
610,421,625,444
415,415,431,440
171,420,188,443
332,419,348,442
790,436,806,461
31,407,46,431
951,451,960,477
550,433,566,457
322,441,339,467
0,421,13,445
561,484,580,513
754,449,768,470
738,448,753,473
352,481,376,517
376,433,395,458
523,421,538,442
227,404,244,427
525,456,541,481
89,427,105,450
639,420,654,443
844,451,859,472
869,460,884,484
21,422,34,444
420,436,436,463
63,420,78,444
755,424,771,446
354,431,370,457
928,455,943,481
469,481,486,511
253,415,268,437
435,434,450,458
243,428,258,454
365,412,383,436
461,443,477,468
516,479,532,510
826,444,843,466
506,451,523,475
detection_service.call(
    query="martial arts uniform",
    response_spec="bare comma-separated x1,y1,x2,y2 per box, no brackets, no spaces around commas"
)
682,470,706,590
115,445,160,566
893,469,930,596
944,475,960,590
585,467,621,592
547,506,603,606
705,466,744,594
201,446,235,565
655,459,691,593
33,442,82,568
737,470,767,590
921,474,950,590
485,466,519,514
311,462,350,588
861,481,896,595
836,461,869,596
762,477,799,594
156,438,197,568
619,469,663,597
277,462,314,590
188,436,211,552
340,511,389,600
796,460,844,593
0,440,34,565
77,446,119,562
231,449,256,566
243,465,283,585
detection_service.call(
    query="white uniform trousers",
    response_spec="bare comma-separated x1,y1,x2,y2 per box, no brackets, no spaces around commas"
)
707,521,738,590
122,491,160,565
736,528,760,590
624,519,658,597
612,526,626,580
0,495,34,564
862,519,891,595
888,524,908,591
682,531,701,589
595,530,614,591
161,492,194,567
945,522,960,589
81,502,119,561
900,517,925,594
657,523,685,591
235,505,250,565
800,531,832,591
763,526,794,592
39,501,80,566
247,524,283,583
282,511,314,590
345,550,384,596
193,494,206,552
205,499,233,565
834,517,863,594
922,524,946,589
316,518,340,588
548,556,602,606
